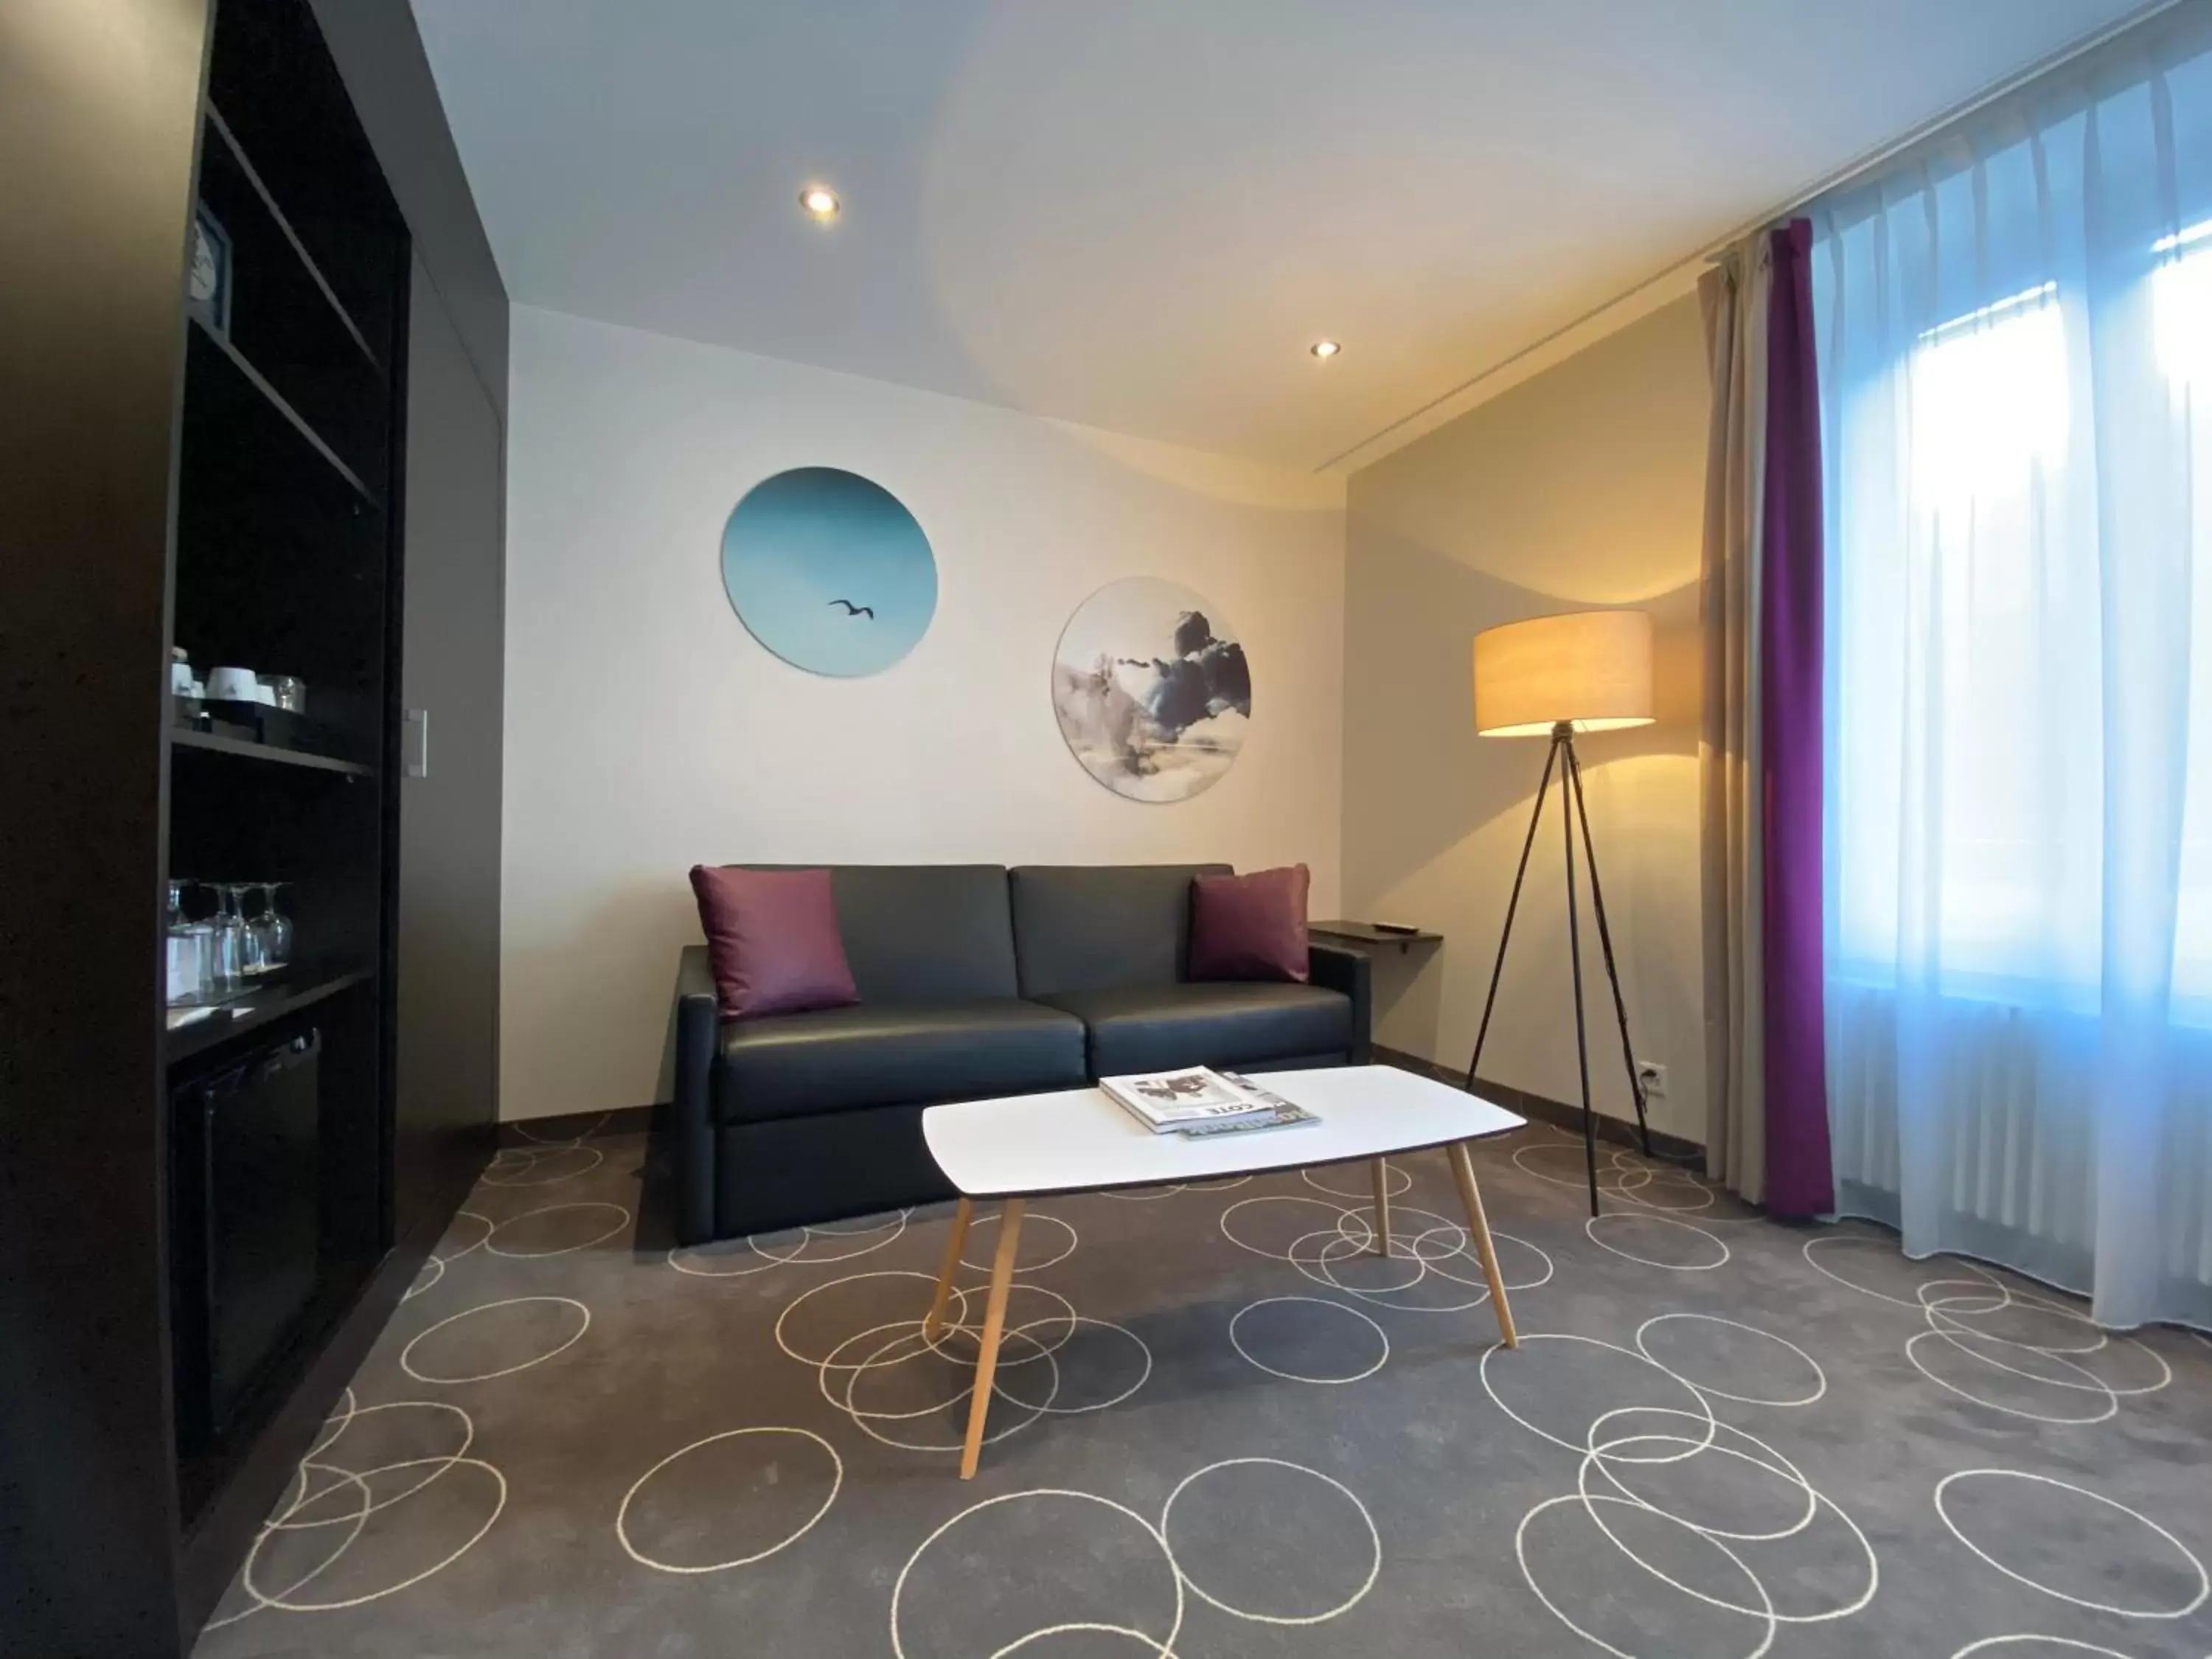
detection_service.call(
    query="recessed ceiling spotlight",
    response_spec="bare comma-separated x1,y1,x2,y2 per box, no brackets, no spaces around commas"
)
799,185,841,221
1310,339,1341,359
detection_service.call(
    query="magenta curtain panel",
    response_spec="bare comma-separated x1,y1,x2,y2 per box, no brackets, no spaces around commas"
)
1758,221,1834,1218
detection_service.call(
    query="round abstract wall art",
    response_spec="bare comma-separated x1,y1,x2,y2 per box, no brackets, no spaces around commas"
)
1052,577,1251,802
720,467,937,677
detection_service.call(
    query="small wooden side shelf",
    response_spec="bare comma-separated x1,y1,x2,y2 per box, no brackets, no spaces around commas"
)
1312,920,1444,956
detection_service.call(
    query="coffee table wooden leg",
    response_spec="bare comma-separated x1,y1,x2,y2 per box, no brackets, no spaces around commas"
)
1447,1141,1518,1348
1371,1158,1393,1256
924,1197,973,1342
959,1197,1025,1480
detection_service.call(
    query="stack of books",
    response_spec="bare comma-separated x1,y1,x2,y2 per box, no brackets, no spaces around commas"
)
1100,1066,1320,1138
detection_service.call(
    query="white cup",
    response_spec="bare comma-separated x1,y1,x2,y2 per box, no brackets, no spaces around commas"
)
206,667,260,703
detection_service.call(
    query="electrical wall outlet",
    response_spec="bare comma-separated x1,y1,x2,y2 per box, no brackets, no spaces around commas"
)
1635,1060,1668,1099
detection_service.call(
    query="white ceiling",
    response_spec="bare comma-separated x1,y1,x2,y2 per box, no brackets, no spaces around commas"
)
413,0,2149,473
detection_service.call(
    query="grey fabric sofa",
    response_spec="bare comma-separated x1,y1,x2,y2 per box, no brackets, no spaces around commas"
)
671,863,1371,1243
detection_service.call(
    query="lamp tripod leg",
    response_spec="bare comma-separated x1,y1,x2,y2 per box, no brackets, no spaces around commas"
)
1565,745,1654,1158
1560,731,1599,1217
1466,736,1563,1094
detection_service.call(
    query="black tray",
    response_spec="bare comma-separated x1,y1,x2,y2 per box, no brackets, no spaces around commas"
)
198,699,331,755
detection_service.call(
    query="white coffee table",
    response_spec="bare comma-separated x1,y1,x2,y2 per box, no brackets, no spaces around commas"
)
920,1063,1525,1478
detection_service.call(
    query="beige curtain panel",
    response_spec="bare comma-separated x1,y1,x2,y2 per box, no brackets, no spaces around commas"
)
1699,234,1773,1205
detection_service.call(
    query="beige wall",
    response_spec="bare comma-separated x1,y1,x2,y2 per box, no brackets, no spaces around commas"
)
1342,294,1709,1141
501,306,1346,1122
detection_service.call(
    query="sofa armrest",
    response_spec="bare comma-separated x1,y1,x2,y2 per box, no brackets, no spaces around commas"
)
673,946,721,1245
1308,940,1372,1064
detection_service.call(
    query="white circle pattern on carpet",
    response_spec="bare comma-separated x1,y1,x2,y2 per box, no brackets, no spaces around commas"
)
192,1121,2212,1658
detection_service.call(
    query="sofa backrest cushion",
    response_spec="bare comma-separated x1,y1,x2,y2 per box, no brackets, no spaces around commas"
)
689,865,860,1018
743,864,1018,1005
1009,863,1231,998
1189,863,1312,983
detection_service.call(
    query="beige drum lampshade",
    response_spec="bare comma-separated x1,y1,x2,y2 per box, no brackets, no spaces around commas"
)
1473,610,1655,737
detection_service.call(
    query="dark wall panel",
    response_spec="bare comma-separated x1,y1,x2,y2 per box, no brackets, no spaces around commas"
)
308,0,508,418
394,254,505,1240
311,0,509,1239
0,1,212,1653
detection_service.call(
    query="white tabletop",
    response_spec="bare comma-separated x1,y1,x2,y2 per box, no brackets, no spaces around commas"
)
921,1064,1525,1199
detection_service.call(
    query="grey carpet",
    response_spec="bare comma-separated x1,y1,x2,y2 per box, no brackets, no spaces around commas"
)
193,1109,2212,1658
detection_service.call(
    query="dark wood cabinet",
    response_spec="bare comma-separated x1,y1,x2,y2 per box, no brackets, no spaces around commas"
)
0,2,506,1652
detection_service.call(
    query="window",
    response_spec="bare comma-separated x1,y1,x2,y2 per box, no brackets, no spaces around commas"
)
1912,282,2067,515
1896,282,2087,984
1830,226,2212,1010
2154,218,2212,384
2157,220,2212,1006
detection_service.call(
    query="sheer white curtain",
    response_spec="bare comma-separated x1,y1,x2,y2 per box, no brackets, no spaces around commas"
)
1812,13,2212,1330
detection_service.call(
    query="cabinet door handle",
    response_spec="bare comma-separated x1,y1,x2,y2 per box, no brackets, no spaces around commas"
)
405,708,430,779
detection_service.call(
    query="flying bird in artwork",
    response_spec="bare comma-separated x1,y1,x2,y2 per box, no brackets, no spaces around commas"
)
827,599,875,619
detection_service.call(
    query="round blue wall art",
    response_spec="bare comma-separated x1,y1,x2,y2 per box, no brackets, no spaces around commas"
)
719,467,937,677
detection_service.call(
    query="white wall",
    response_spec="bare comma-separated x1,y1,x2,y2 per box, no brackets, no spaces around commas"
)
1342,296,1708,1141
501,306,1346,1121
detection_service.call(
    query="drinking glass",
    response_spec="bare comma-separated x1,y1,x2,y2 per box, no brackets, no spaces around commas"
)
227,883,270,976
202,882,246,996
165,880,211,1006
251,882,294,971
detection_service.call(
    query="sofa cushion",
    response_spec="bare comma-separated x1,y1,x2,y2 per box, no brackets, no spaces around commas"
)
1009,863,1231,998
1037,981,1352,1077
689,865,860,1019
740,864,1020,1004
1189,863,1312,983
714,998,1086,1124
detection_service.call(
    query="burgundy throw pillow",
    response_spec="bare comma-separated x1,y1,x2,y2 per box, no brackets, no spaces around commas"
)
1189,864,1311,983
688,865,860,1019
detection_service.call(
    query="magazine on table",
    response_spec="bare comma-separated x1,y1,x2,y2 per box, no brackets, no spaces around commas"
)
1101,1066,1321,1136
1188,1071,1321,1137
1101,1065,1265,1131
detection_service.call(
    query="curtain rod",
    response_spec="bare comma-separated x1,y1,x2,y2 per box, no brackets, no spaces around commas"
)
1710,0,2195,261
1321,0,2190,473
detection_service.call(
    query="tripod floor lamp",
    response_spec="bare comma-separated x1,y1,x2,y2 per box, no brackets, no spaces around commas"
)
1465,609,1656,1217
